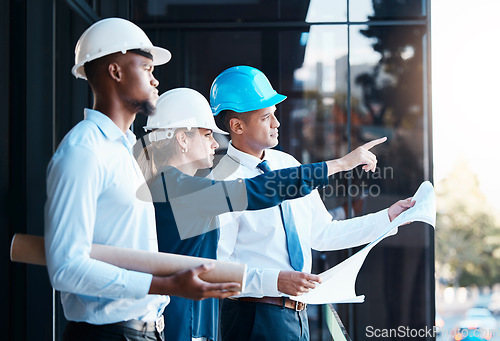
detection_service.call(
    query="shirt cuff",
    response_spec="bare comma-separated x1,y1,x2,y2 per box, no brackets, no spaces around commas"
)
262,268,281,296
127,270,154,299
376,208,398,236
376,208,391,225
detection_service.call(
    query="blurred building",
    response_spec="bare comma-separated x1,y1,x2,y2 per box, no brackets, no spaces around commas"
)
1,0,433,340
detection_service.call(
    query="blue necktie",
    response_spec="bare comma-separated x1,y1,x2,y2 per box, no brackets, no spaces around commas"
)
257,160,304,271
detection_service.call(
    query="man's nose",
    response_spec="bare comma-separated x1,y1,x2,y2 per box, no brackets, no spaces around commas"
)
151,76,159,87
271,114,280,128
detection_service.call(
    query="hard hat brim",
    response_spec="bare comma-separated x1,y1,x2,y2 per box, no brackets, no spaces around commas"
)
144,124,229,136
72,46,172,80
212,93,287,116
149,46,172,67
212,126,229,135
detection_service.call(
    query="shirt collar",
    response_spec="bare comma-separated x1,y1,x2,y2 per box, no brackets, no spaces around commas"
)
84,108,137,149
227,141,268,170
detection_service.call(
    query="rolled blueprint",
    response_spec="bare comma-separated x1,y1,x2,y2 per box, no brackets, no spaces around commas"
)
10,234,246,290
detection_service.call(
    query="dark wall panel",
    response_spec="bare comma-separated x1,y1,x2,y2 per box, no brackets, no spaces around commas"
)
1,0,11,338
7,0,28,340
25,1,55,340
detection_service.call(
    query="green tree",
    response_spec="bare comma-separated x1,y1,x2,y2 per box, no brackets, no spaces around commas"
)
436,156,500,287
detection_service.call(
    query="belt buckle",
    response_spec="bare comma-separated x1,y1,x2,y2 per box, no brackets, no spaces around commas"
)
155,316,165,333
294,300,306,312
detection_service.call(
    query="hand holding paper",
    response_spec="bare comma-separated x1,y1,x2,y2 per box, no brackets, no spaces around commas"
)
277,271,322,296
291,181,436,304
388,197,415,222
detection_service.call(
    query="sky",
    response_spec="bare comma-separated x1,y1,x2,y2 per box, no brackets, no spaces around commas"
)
431,0,500,212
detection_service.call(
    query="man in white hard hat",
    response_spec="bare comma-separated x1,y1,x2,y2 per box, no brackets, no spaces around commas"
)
44,18,240,341
209,66,414,341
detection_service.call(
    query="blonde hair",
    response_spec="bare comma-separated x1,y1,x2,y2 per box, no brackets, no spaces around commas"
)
136,128,197,186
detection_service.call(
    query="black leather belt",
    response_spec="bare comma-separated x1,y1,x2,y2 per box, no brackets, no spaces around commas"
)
114,315,164,333
233,296,307,311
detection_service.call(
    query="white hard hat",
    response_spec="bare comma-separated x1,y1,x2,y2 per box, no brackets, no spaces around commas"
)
144,88,228,141
72,17,171,80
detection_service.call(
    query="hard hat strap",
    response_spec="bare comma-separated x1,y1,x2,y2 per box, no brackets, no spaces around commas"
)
150,129,175,142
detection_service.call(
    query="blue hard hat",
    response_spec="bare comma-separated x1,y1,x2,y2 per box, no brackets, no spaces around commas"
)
210,65,287,116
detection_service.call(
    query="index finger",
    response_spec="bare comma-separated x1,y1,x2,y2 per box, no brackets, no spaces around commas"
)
362,137,387,150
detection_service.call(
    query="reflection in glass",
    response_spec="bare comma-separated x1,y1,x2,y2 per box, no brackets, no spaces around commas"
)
282,25,348,164
279,26,352,230
350,0,425,22
305,0,347,23
350,25,426,195
349,0,374,22
279,25,353,341
349,23,429,339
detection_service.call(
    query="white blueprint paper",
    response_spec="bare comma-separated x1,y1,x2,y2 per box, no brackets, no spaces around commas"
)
291,181,436,304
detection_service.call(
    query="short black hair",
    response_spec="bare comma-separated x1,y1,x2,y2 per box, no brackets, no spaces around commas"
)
83,58,100,85
216,109,252,134
83,53,117,86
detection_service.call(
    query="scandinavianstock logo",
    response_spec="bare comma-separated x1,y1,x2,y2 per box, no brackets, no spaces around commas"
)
365,325,496,339
366,325,438,338
264,166,393,200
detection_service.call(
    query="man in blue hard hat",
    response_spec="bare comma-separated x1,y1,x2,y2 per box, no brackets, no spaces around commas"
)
209,65,414,341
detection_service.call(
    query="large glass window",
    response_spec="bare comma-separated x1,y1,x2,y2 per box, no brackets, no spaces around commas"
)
349,23,430,339
305,0,347,23
350,0,426,22
279,25,349,214
350,24,426,194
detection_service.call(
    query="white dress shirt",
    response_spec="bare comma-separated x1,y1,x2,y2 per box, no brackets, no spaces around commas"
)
212,142,391,297
45,109,168,324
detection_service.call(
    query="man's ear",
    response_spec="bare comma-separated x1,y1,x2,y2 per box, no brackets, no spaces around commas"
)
229,118,244,135
108,62,122,82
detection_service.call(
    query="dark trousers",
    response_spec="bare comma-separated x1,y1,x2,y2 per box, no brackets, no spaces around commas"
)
64,321,164,341
220,299,309,341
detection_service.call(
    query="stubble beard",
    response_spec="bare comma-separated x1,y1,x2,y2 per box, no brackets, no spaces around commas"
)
129,99,156,117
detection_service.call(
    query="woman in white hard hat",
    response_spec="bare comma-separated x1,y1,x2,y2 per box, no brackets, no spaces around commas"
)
136,87,386,341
